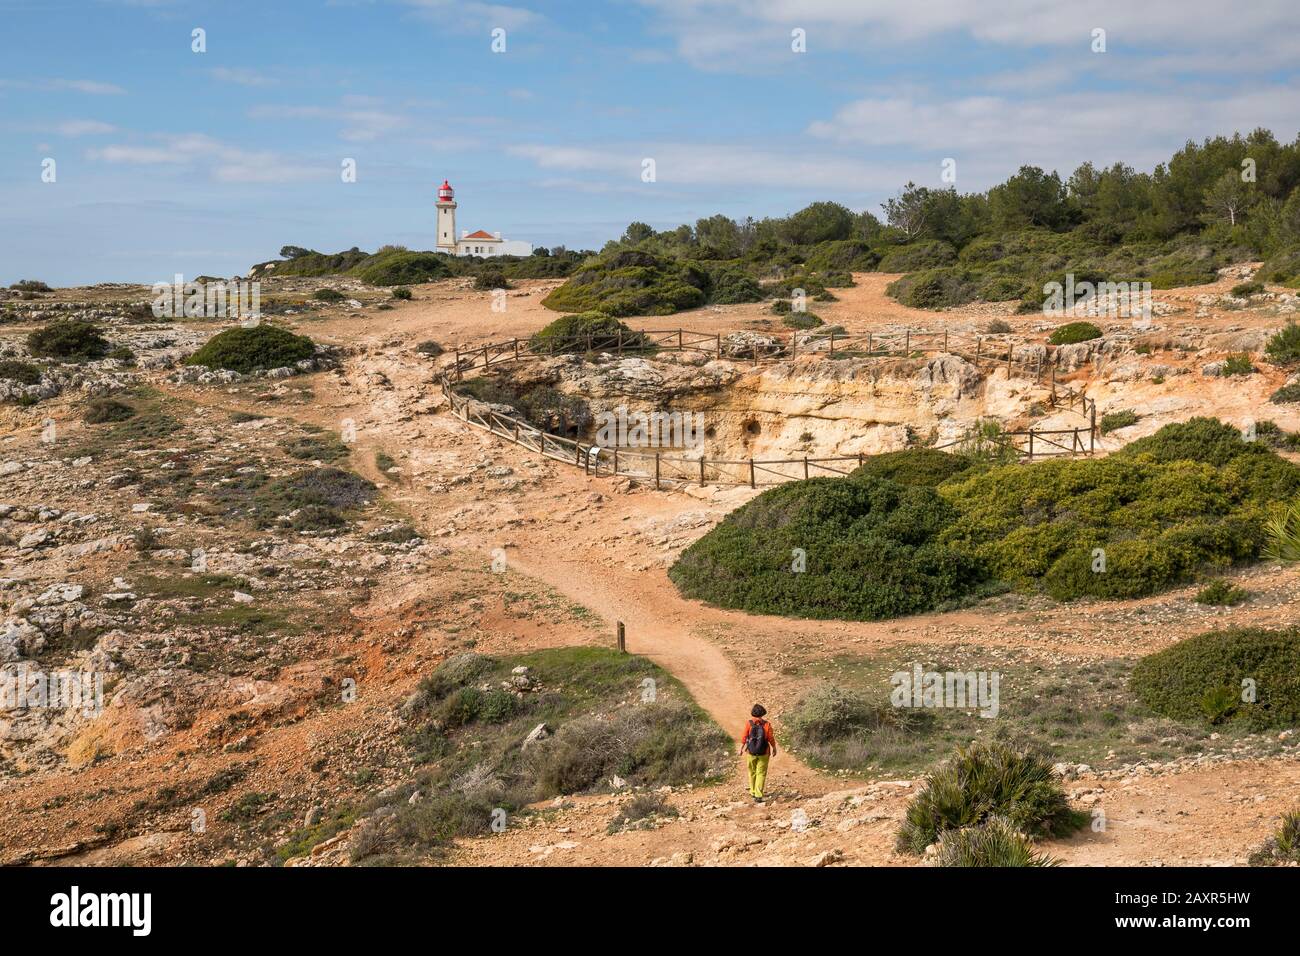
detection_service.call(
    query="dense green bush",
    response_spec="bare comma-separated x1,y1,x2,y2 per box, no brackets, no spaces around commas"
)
896,741,1084,854
1130,628,1300,729
0,359,41,385
1195,579,1249,606
528,311,646,354
1219,353,1254,376
782,311,822,330
1100,409,1139,434
1230,280,1264,297
886,267,980,309
353,250,450,286
935,816,1060,867
851,448,975,487
391,287,413,301
1265,321,1300,366
668,475,988,621
186,325,317,374
312,288,345,302
541,249,707,317
805,239,880,273
939,420,1300,601
473,270,511,291
26,321,110,361
1270,383,1300,404
707,266,764,304
877,240,957,273
1048,321,1103,345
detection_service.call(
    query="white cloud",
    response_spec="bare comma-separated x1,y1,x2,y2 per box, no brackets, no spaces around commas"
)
87,132,330,183
248,101,407,142
0,78,126,95
57,120,117,136
399,0,542,32
210,67,277,87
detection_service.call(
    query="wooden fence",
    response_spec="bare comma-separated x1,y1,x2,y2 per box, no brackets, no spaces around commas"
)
437,324,1100,490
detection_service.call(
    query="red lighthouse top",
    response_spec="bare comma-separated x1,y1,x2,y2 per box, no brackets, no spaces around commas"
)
437,179,454,202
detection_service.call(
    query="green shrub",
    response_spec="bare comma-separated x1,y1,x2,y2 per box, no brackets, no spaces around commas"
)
391,287,413,301
541,250,707,317
415,340,442,357
1263,500,1300,562
312,288,345,302
877,240,957,273
529,312,646,354
1219,353,1254,376
896,741,1084,854
939,419,1300,600
10,279,52,293
978,275,1032,302
185,325,316,374
1100,409,1139,434
1048,321,1102,345
984,319,1012,334
0,359,41,385
1130,627,1300,730
27,321,110,361
935,816,1060,867
851,448,975,488
1249,809,1300,866
1195,578,1249,606
353,251,449,286
473,270,511,291
669,475,988,621
83,398,135,424
1231,281,1264,298
1271,384,1300,404
1265,322,1300,366
886,267,980,310
782,311,823,330
805,239,880,273
708,267,764,304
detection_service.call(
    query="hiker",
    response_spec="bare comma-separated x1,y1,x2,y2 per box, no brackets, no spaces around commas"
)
739,704,776,802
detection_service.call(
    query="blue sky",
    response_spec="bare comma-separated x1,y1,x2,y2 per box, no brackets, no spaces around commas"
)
3,0,1299,285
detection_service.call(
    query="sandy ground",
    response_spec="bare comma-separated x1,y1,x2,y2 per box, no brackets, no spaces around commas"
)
5,270,1298,866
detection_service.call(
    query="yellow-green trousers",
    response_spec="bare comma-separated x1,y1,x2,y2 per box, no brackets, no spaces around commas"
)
746,754,770,798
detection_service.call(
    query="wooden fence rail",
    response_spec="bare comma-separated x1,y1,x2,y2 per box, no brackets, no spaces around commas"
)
436,327,1097,494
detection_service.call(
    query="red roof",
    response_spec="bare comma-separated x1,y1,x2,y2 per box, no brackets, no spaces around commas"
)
464,230,499,240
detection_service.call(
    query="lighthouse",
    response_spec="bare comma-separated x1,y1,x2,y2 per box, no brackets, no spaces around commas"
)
435,179,457,254
434,177,532,257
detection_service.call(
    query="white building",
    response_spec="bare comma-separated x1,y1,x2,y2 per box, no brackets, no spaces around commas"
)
435,179,532,258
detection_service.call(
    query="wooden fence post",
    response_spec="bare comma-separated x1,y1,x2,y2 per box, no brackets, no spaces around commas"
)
678,329,683,351
803,457,809,479
1090,406,1096,453
700,457,706,486
749,458,755,488
974,338,981,365
1027,429,1034,460
655,453,661,490
513,339,520,362
617,621,626,653
905,329,910,354
867,332,872,355
616,328,623,355
944,330,948,352
829,332,836,356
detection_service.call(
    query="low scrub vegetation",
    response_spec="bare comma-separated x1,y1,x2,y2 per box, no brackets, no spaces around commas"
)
1195,578,1249,606
542,249,709,317
350,648,727,864
1100,409,1139,434
896,741,1085,854
185,325,316,374
0,359,41,385
1130,627,1300,729
935,816,1060,867
672,420,1300,619
1249,809,1300,866
528,311,647,355
27,321,110,361
1265,321,1300,366
785,685,931,769
1048,321,1103,345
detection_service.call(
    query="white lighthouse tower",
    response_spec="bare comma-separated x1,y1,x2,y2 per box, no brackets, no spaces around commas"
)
435,179,457,253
